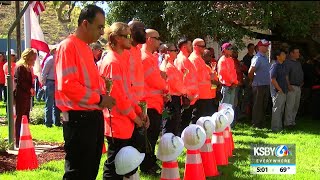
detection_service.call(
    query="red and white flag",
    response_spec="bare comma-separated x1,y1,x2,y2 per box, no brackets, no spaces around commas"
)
30,1,50,68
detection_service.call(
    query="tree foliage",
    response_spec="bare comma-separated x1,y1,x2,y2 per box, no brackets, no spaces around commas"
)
105,1,320,47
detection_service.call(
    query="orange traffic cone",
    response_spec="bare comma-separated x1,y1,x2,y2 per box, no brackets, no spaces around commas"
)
212,132,228,166
16,115,38,170
184,149,205,180
200,139,219,177
223,126,232,157
160,160,180,180
102,142,107,154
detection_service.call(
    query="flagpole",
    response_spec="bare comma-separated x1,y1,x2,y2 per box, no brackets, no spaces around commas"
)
7,1,32,150
24,1,31,49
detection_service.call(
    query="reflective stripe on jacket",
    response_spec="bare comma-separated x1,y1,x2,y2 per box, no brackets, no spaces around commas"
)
128,46,144,104
165,60,186,96
174,52,199,105
141,49,166,114
100,50,140,139
55,35,104,111
189,52,212,99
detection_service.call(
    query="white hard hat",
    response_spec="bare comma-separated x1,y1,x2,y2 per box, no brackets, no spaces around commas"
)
221,107,234,125
115,146,145,175
156,133,184,162
6,49,16,56
212,112,228,132
218,103,232,112
181,124,206,150
196,116,215,138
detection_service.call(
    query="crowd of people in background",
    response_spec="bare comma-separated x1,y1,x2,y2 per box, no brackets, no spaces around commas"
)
2,4,320,180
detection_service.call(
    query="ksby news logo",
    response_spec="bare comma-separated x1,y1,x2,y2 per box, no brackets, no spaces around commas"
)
275,145,291,157
253,145,292,157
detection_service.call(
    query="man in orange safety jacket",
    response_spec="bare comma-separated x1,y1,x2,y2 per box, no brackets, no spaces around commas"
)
174,37,200,136
55,5,115,180
139,29,167,175
189,38,215,118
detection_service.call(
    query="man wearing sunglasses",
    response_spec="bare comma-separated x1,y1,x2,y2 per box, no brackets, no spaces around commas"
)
139,28,166,175
189,38,214,120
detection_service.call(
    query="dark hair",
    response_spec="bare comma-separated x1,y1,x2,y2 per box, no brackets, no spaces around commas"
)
177,36,190,50
247,43,254,49
78,5,105,26
273,49,286,60
289,45,299,54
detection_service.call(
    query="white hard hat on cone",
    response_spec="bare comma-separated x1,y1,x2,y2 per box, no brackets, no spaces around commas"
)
221,107,234,125
115,146,145,175
157,133,184,162
196,116,215,138
181,124,206,150
212,112,228,132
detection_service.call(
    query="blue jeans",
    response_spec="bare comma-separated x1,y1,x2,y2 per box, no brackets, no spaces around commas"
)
45,80,61,126
220,85,236,107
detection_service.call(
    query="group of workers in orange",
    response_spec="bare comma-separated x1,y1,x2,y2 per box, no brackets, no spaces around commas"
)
54,5,240,180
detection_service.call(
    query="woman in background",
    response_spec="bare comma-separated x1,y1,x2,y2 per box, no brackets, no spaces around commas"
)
14,48,36,148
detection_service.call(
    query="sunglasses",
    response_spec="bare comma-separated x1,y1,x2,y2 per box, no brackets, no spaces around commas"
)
150,36,160,41
119,34,131,39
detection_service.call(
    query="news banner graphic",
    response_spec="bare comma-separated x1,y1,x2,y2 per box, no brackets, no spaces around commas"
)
250,144,296,174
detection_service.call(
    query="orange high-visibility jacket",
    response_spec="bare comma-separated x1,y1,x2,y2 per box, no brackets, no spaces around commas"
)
55,35,105,112
217,55,238,87
189,52,212,99
206,63,218,98
174,52,199,105
165,60,186,96
128,46,144,104
100,50,141,139
141,49,166,114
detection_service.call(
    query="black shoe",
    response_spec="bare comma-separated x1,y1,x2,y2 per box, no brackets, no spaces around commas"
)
285,125,295,130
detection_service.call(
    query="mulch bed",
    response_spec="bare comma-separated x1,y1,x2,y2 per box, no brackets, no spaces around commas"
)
0,142,65,173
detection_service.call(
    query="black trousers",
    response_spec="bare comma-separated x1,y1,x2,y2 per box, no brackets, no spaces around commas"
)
179,99,213,135
63,110,104,180
103,137,136,180
163,95,182,136
252,85,270,128
140,108,162,172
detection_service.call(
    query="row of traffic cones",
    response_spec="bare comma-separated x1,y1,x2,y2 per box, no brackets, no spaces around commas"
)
159,126,235,180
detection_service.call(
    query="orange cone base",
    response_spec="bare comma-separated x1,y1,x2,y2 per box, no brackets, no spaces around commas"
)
200,151,219,177
212,143,228,166
160,161,180,180
16,148,38,170
224,137,232,157
184,163,206,180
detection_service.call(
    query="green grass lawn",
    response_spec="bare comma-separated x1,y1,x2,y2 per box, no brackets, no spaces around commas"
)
1,101,320,179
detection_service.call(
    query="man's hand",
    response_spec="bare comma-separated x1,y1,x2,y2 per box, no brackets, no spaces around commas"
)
133,116,144,127
99,95,116,109
144,115,150,129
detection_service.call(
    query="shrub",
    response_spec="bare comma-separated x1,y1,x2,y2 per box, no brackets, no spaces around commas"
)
29,105,45,125
0,138,11,152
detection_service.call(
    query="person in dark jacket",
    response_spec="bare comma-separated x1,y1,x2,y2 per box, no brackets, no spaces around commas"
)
14,48,37,148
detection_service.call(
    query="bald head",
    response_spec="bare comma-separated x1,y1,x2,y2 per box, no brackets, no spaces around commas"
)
146,29,159,38
192,38,205,46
